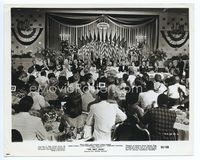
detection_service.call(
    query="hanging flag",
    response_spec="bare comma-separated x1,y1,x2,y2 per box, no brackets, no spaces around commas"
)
102,29,104,42
82,36,86,46
97,31,100,42
116,36,120,47
109,33,112,44
86,35,90,45
93,32,96,41
113,34,116,46
89,33,93,43
105,32,108,42
78,37,83,49
124,40,128,50
119,38,124,48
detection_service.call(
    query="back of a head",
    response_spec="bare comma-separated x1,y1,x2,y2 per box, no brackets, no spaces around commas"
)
175,76,180,83
41,70,46,76
129,67,135,75
108,84,118,99
126,90,139,105
12,129,23,142
142,73,150,82
154,74,162,82
72,69,79,75
98,88,108,101
107,76,116,85
84,73,92,82
146,81,154,91
28,75,36,83
157,94,169,107
18,96,34,112
58,76,67,83
123,73,129,81
80,81,89,93
29,81,39,92
48,73,56,79
63,91,82,118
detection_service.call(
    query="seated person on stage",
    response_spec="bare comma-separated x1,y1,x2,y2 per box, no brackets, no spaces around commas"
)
118,60,129,72
137,81,159,110
140,94,177,141
28,81,46,110
139,61,148,74
85,88,127,141
12,96,50,141
59,91,87,140
95,55,107,70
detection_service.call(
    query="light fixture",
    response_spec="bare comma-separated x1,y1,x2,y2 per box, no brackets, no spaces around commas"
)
136,35,147,44
97,15,109,30
59,33,70,41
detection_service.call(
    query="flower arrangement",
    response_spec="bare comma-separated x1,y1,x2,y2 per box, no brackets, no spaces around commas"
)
41,108,58,123
148,49,167,65
170,54,189,61
61,40,78,56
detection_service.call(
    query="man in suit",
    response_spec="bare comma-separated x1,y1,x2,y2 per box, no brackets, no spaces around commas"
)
141,94,177,140
118,60,129,72
95,56,107,70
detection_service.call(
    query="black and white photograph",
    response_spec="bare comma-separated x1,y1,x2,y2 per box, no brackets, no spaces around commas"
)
4,4,194,156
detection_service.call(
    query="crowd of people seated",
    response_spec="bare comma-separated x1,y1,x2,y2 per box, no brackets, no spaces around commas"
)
11,53,189,141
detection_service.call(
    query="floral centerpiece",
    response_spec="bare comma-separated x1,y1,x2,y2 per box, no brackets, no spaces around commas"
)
148,49,167,66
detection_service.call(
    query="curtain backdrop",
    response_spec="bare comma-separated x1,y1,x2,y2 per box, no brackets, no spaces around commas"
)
45,13,159,52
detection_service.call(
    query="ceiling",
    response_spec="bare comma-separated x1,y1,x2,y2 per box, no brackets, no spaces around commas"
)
12,8,189,15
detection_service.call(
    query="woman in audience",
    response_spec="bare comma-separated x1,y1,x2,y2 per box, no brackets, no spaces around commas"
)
125,89,144,121
59,91,87,140
28,81,46,110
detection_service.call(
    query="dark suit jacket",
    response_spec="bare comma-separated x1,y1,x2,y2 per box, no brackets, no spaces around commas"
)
141,107,177,140
95,58,107,70
28,64,44,73
118,65,129,72
68,75,84,84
